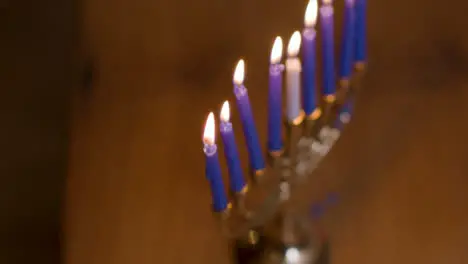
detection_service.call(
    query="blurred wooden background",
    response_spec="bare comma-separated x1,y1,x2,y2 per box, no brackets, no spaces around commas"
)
2,0,468,263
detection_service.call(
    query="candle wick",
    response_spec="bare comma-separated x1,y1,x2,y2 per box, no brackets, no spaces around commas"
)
234,84,247,99
203,143,217,156
220,121,233,133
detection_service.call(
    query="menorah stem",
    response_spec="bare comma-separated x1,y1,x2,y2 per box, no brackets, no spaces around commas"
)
352,63,367,92
284,117,305,169
231,228,264,264
315,239,331,264
214,206,232,237
336,81,351,105
303,118,318,139
322,95,336,120
312,96,335,135
303,108,322,138
233,189,251,218
267,150,283,171
354,61,366,72
277,181,310,246
320,77,356,130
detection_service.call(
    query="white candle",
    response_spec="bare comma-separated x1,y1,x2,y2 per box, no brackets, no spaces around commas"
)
285,31,303,125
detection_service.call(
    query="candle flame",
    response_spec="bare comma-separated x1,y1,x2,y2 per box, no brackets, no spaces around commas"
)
270,37,283,64
220,101,230,122
203,112,215,144
287,31,302,57
323,0,332,5
233,59,245,85
304,0,318,27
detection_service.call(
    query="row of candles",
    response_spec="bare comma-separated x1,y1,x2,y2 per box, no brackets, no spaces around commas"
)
203,0,367,212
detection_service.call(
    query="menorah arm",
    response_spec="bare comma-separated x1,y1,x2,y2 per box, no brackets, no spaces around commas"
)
290,68,366,220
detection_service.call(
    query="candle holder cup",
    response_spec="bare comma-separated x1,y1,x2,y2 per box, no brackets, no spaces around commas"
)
213,70,366,264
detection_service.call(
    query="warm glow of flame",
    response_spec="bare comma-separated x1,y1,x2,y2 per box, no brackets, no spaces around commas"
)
233,59,245,85
270,37,283,64
287,31,301,57
220,101,230,122
323,0,332,5
203,112,215,144
304,0,318,27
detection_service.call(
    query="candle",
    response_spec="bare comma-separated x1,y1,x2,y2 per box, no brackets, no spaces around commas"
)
302,0,320,118
203,112,229,212
268,37,284,154
285,31,304,125
354,0,367,69
233,59,266,175
339,0,355,83
320,0,336,99
219,101,247,194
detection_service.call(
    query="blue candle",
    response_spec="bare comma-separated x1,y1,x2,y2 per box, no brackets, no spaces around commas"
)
302,0,319,117
285,31,304,124
233,59,265,174
339,0,355,82
354,0,367,68
203,112,229,212
268,37,284,153
219,101,247,194
320,0,336,97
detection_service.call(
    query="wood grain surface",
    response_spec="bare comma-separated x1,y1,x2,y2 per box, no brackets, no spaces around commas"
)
65,0,468,263
3,0,468,263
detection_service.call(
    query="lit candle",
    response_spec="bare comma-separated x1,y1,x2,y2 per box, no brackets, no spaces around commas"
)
354,0,367,69
219,101,247,194
339,0,355,84
233,59,266,175
268,37,284,154
302,0,320,119
285,31,304,125
320,0,336,100
203,112,229,212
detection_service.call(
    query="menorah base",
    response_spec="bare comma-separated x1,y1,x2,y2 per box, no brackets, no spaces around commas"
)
227,203,328,264
232,233,329,264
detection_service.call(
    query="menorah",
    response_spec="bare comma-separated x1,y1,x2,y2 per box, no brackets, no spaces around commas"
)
217,70,363,264
201,0,367,263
